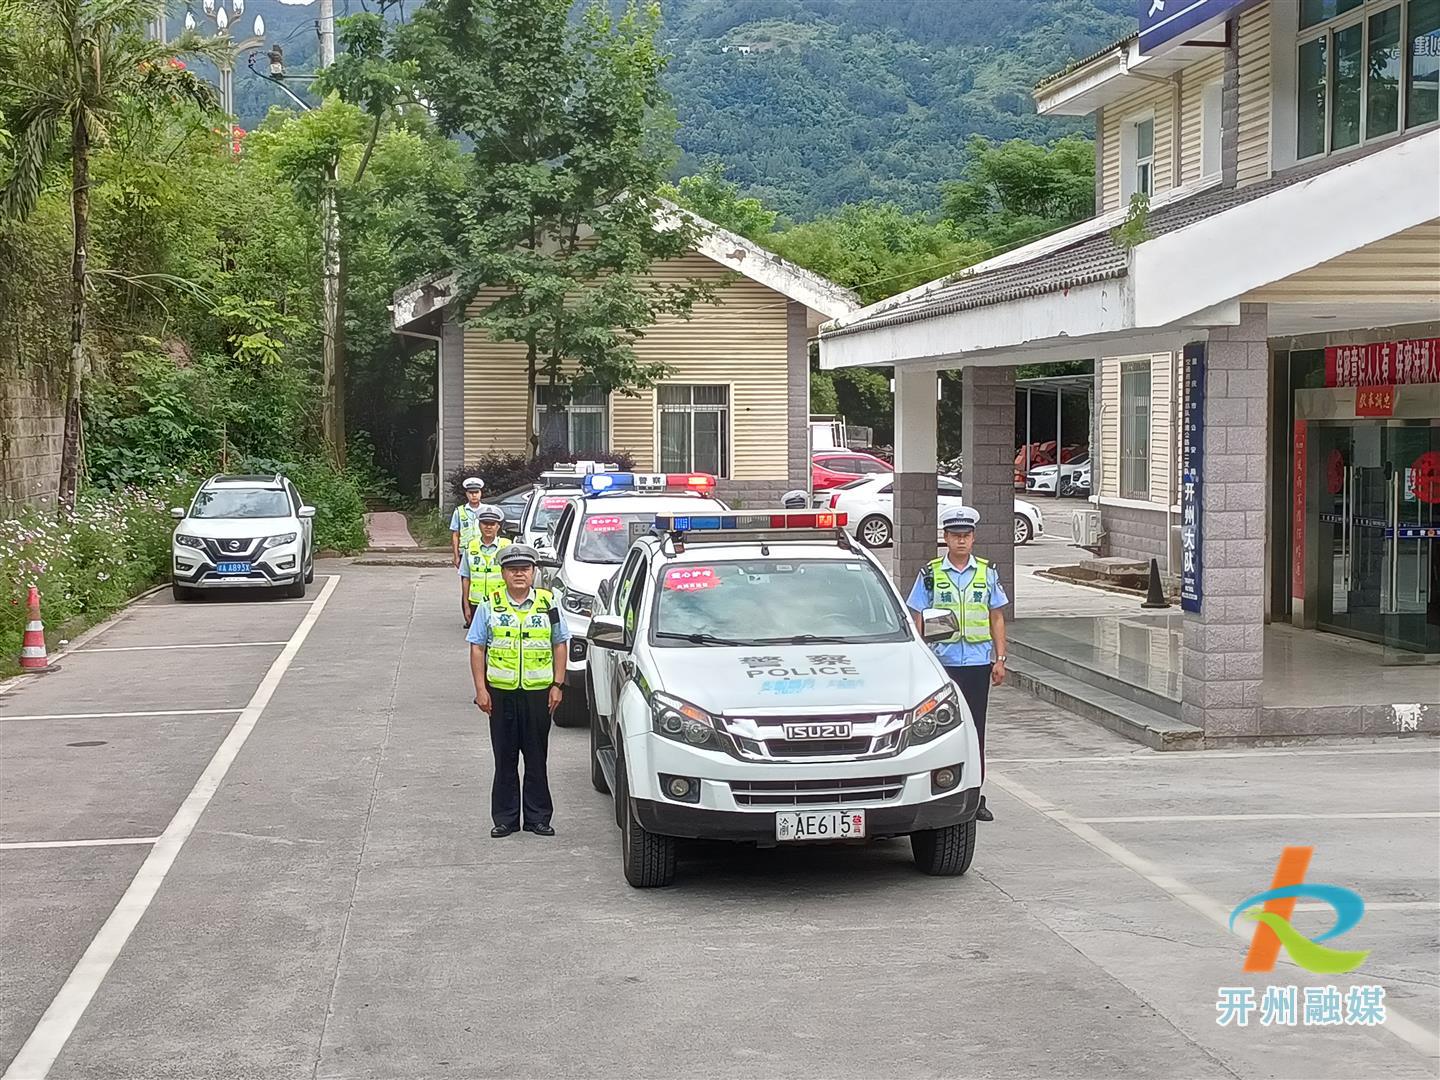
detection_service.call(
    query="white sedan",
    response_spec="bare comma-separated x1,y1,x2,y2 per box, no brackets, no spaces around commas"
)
826,473,1044,547
1026,456,1091,496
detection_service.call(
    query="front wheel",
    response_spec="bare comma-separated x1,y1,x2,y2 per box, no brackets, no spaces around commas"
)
1013,513,1033,546
172,582,197,602
304,556,315,584
618,760,676,888
284,576,307,600
911,818,976,876
858,514,892,548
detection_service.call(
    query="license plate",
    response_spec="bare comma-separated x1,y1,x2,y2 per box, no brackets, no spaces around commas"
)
775,810,865,842
216,561,251,574
784,721,851,740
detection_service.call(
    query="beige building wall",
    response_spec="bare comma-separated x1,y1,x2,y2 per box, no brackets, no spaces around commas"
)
1236,4,1272,186
1099,80,1177,213
461,251,789,480
1178,53,1225,185
1099,351,1175,506
1247,220,1440,303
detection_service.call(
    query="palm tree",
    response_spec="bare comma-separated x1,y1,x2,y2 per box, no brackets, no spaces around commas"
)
0,0,222,508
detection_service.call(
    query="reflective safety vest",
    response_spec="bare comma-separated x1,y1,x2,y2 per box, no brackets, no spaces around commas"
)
455,504,485,550
928,557,993,644
486,588,557,691
467,536,512,604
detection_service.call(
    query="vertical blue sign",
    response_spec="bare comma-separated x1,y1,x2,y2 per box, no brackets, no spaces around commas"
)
1180,343,1205,613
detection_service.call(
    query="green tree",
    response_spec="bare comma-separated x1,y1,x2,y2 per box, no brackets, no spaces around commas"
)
0,0,223,507
662,159,777,240
396,0,712,456
941,134,1095,251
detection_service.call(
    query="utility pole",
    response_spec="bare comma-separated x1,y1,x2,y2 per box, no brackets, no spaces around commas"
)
318,0,346,467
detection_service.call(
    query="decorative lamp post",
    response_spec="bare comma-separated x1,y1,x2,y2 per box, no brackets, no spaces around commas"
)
189,1,266,145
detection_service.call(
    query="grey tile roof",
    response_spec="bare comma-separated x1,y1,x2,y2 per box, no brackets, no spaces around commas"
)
822,164,1335,341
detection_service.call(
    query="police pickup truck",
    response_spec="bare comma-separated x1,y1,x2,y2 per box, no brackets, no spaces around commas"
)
584,509,982,887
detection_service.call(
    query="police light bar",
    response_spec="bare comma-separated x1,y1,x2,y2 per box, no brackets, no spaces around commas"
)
651,510,847,532
540,461,619,487
581,472,716,495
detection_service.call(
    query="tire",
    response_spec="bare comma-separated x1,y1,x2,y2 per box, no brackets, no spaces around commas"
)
285,576,307,599
553,680,587,728
172,582,197,602
1013,513,1033,546
911,818,976,876
304,556,314,584
857,514,892,548
588,670,610,794
618,760,676,888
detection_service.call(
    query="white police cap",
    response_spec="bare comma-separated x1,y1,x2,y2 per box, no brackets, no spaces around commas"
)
462,476,485,491
474,503,504,523
497,543,539,567
940,505,980,532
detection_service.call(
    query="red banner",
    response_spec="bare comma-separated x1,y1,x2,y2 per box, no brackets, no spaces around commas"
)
1355,385,1396,416
1325,338,1440,387
1292,420,1306,600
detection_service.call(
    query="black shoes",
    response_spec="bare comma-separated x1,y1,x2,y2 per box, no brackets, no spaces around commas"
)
491,824,518,838
975,796,994,823
524,823,555,836
492,823,553,837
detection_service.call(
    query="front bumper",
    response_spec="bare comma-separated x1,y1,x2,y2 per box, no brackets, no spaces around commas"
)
564,609,592,679
172,543,302,588
634,785,979,840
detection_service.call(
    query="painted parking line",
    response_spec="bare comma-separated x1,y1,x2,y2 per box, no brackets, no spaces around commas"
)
2,574,339,1080
0,838,158,851
1077,812,1440,824
988,768,1440,1060
0,710,244,723
989,745,1440,766
76,642,290,653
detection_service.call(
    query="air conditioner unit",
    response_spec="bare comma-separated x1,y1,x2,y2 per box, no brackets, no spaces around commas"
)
419,472,436,500
1072,508,1103,549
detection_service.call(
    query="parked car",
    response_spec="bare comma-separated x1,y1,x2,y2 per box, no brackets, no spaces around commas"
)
1014,442,1086,488
827,473,1044,547
1026,456,1091,497
811,450,893,494
170,474,315,600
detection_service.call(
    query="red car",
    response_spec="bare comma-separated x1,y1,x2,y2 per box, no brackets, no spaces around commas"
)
812,450,893,492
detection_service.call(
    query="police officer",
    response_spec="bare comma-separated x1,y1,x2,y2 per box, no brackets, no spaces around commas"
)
906,505,1008,822
460,504,511,620
451,477,486,625
468,544,570,838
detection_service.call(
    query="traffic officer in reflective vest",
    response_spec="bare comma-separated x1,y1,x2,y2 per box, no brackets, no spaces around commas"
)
451,477,486,625
468,544,571,837
906,505,1008,822
461,504,511,618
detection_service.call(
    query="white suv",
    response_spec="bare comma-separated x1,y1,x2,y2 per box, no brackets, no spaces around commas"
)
170,474,315,600
585,509,981,887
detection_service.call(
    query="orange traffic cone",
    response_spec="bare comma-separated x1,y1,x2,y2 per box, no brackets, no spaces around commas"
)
19,585,58,673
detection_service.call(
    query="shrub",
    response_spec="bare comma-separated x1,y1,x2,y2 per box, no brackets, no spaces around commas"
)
239,455,369,554
445,448,637,506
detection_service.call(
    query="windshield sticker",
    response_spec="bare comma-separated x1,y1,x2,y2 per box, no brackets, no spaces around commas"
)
585,515,623,533
541,496,569,510
663,567,720,591
741,654,859,679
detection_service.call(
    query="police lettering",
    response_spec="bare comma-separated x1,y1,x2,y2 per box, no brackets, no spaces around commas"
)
745,665,861,679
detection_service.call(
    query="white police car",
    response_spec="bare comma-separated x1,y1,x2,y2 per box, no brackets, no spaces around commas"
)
539,471,729,727
584,509,982,887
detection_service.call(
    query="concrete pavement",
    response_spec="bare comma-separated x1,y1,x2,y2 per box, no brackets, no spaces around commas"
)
0,562,1435,1078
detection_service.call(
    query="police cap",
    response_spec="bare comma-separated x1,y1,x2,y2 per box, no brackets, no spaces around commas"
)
462,476,485,492
474,503,504,523
940,505,980,532
497,543,539,568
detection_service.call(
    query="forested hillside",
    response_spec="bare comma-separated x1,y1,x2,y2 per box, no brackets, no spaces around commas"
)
212,0,1135,218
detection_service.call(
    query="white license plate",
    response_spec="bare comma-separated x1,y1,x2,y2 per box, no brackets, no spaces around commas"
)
775,809,866,842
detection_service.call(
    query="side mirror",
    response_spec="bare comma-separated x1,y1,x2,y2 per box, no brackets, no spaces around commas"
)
298,505,316,519
536,554,561,570
170,507,186,519
921,607,958,643
589,613,627,651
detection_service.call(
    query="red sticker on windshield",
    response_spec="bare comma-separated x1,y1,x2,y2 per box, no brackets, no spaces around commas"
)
585,515,623,532
663,567,720,591
541,496,568,509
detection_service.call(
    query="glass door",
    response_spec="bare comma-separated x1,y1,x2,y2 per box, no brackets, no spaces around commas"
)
1315,425,1389,643
1385,423,1440,663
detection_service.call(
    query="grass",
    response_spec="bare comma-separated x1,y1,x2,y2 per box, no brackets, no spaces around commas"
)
405,506,454,550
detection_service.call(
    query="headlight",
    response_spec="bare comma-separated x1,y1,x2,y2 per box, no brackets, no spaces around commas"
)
904,684,963,746
175,533,203,549
651,692,729,753
562,589,595,616
263,532,298,548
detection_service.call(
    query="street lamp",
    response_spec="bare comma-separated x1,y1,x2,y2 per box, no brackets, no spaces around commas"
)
187,0,267,140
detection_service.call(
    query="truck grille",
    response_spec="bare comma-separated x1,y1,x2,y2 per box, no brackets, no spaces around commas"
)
723,716,902,762
729,776,904,806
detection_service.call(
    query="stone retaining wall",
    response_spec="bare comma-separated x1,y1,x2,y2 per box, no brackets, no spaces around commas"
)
0,364,63,512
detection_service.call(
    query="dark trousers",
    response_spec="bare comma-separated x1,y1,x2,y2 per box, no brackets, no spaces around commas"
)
945,664,991,781
487,686,553,829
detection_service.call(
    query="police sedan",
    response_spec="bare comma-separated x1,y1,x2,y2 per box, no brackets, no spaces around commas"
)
584,510,982,887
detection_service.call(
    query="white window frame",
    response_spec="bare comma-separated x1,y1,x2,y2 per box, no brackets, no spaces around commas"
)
1292,0,1437,164
533,385,610,456
654,383,732,478
1201,80,1224,178
1121,113,1156,200
1119,360,1152,501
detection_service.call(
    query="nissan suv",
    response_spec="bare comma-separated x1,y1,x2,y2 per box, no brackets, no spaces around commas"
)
170,474,315,600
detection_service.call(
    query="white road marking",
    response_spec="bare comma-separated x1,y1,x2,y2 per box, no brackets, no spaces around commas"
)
0,709,243,722
77,641,289,653
989,745,1440,765
1078,811,1440,823
2,574,339,1080
0,837,158,851
988,769,1440,1061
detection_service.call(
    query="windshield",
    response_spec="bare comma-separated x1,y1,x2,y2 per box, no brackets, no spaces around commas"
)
530,493,574,532
574,511,659,563
190,489,291,519
651,558,910,645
